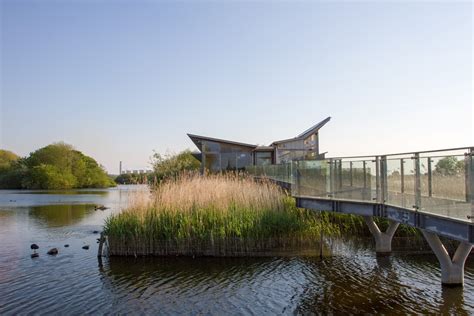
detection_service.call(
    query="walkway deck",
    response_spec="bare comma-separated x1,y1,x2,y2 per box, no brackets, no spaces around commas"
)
248,147,473,243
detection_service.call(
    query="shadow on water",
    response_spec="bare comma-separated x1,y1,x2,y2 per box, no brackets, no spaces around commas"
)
29,204,96,227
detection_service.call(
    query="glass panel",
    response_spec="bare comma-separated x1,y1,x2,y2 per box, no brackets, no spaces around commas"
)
385,156,415,209
220,153,237,171
255,152,273,166
294,160,328,197
418,152,470,221
237,153,252,170
333,159,375,202
204,153,220,172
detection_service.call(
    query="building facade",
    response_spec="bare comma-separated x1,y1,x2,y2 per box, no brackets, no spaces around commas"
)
188,117,331,172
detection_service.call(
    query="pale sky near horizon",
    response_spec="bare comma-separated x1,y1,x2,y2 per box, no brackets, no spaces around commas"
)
1,0,473,174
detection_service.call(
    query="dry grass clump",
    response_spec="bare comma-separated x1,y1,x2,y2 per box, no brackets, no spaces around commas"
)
104,173,335,256
154,172,284,214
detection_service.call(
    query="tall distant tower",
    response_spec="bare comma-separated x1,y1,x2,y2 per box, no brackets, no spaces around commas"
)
119,161,122,175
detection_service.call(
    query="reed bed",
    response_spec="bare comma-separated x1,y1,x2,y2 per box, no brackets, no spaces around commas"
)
104,173,340,257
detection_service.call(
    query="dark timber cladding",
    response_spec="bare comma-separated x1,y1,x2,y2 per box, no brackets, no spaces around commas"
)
188,116,331,172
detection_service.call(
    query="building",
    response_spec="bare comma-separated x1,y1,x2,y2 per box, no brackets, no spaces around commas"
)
188,117,331,172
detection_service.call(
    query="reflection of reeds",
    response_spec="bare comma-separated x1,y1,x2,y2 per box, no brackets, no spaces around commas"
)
104,173,338,256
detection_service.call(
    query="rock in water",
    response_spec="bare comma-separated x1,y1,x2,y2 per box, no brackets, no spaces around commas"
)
64,244,69,247
47,248,58,255
82,245,90,250
31,253,39,258
30,244,39,251
94,205,108,211
92,230,99,234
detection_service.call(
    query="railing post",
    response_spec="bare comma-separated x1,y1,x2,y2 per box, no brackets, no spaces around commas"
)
467,148,474,221
414,153,421,210
363,160,367,189
350,161,353,187
427,158,433,197
329,159,335,198
380,156,388,203
375,156,381,202
400,158,405,193
337,159,343,192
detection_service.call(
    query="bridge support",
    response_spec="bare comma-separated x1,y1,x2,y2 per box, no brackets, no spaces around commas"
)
364,216,399,255
421,230,472,286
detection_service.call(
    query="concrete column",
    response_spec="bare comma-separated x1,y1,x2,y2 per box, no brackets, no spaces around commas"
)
422,230,473,286
364,216,399,255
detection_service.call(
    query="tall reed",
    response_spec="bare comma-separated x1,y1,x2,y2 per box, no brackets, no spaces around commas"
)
104,173,339,256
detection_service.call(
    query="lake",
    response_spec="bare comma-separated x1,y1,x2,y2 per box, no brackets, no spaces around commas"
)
0,185,473,314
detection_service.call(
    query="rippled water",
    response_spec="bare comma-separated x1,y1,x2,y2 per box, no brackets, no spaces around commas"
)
0,186,473,314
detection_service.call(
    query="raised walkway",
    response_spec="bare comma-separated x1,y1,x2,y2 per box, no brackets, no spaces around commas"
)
247,146,473,286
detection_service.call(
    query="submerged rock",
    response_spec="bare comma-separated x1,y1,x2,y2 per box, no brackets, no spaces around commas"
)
82,245,90,250
47,248,58,255
31,253,39,258
92,230,99,234
64,244,69,248
30,244,39,250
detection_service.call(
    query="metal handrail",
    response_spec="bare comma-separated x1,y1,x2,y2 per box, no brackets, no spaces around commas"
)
326,146,473,160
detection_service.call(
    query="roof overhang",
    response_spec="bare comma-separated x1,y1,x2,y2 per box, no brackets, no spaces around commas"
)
271,116,331,145
187,133,257,152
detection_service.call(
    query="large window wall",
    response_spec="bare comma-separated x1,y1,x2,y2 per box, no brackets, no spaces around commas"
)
202,140,253,172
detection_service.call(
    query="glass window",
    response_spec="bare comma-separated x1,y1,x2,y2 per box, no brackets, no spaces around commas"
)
255,152,273,166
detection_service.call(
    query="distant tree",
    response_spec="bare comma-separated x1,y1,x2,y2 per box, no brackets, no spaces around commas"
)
0,142,115,189
24,164,77,190
151,150,200,182
0,150,19,173
434,157,464,176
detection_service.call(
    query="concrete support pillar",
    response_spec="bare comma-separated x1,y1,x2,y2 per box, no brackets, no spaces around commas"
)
421,230,473,286
364,216,399,255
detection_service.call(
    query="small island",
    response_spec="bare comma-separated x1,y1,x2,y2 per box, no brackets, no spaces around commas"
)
0,142,116,189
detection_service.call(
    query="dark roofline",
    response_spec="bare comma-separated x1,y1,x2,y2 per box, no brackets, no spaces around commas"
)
187,133,257,152
297,116,331,139
271,116,331,145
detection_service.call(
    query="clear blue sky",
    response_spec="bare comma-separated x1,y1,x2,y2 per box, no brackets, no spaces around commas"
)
1,1,472,173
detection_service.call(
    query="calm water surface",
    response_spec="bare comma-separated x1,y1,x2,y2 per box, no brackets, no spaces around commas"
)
0,185,473,315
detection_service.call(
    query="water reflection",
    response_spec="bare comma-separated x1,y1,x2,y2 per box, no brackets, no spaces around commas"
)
15,190,110,195
30,204,96,227
0,186,473,314
440,286,468,315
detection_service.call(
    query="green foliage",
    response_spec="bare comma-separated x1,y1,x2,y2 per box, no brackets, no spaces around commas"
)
115,173,150,185
0,142,115,189
151,150,200,182
0,150,19,173
25,164,77,189
434,157,464,176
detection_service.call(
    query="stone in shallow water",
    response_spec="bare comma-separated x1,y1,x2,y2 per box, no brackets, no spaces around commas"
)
64,244,69,247
47,248,58,255
30,244,39,250
82,245,89,250
31,253,39,258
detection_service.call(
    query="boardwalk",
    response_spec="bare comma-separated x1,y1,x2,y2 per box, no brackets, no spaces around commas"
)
247,146,474,286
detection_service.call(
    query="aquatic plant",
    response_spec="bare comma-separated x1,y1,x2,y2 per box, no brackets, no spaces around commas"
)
104,173,340,256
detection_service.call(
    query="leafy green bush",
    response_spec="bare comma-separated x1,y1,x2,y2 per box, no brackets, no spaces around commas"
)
151,150,200,183
0,143,115,189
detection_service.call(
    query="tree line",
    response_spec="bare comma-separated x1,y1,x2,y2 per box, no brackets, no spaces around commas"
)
0,143,116,189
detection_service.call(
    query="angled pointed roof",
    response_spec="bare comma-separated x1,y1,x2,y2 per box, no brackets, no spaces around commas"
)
188,133,257,152
271,117,331,145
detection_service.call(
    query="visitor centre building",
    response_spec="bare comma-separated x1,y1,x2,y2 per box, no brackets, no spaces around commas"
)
188,117,331,172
